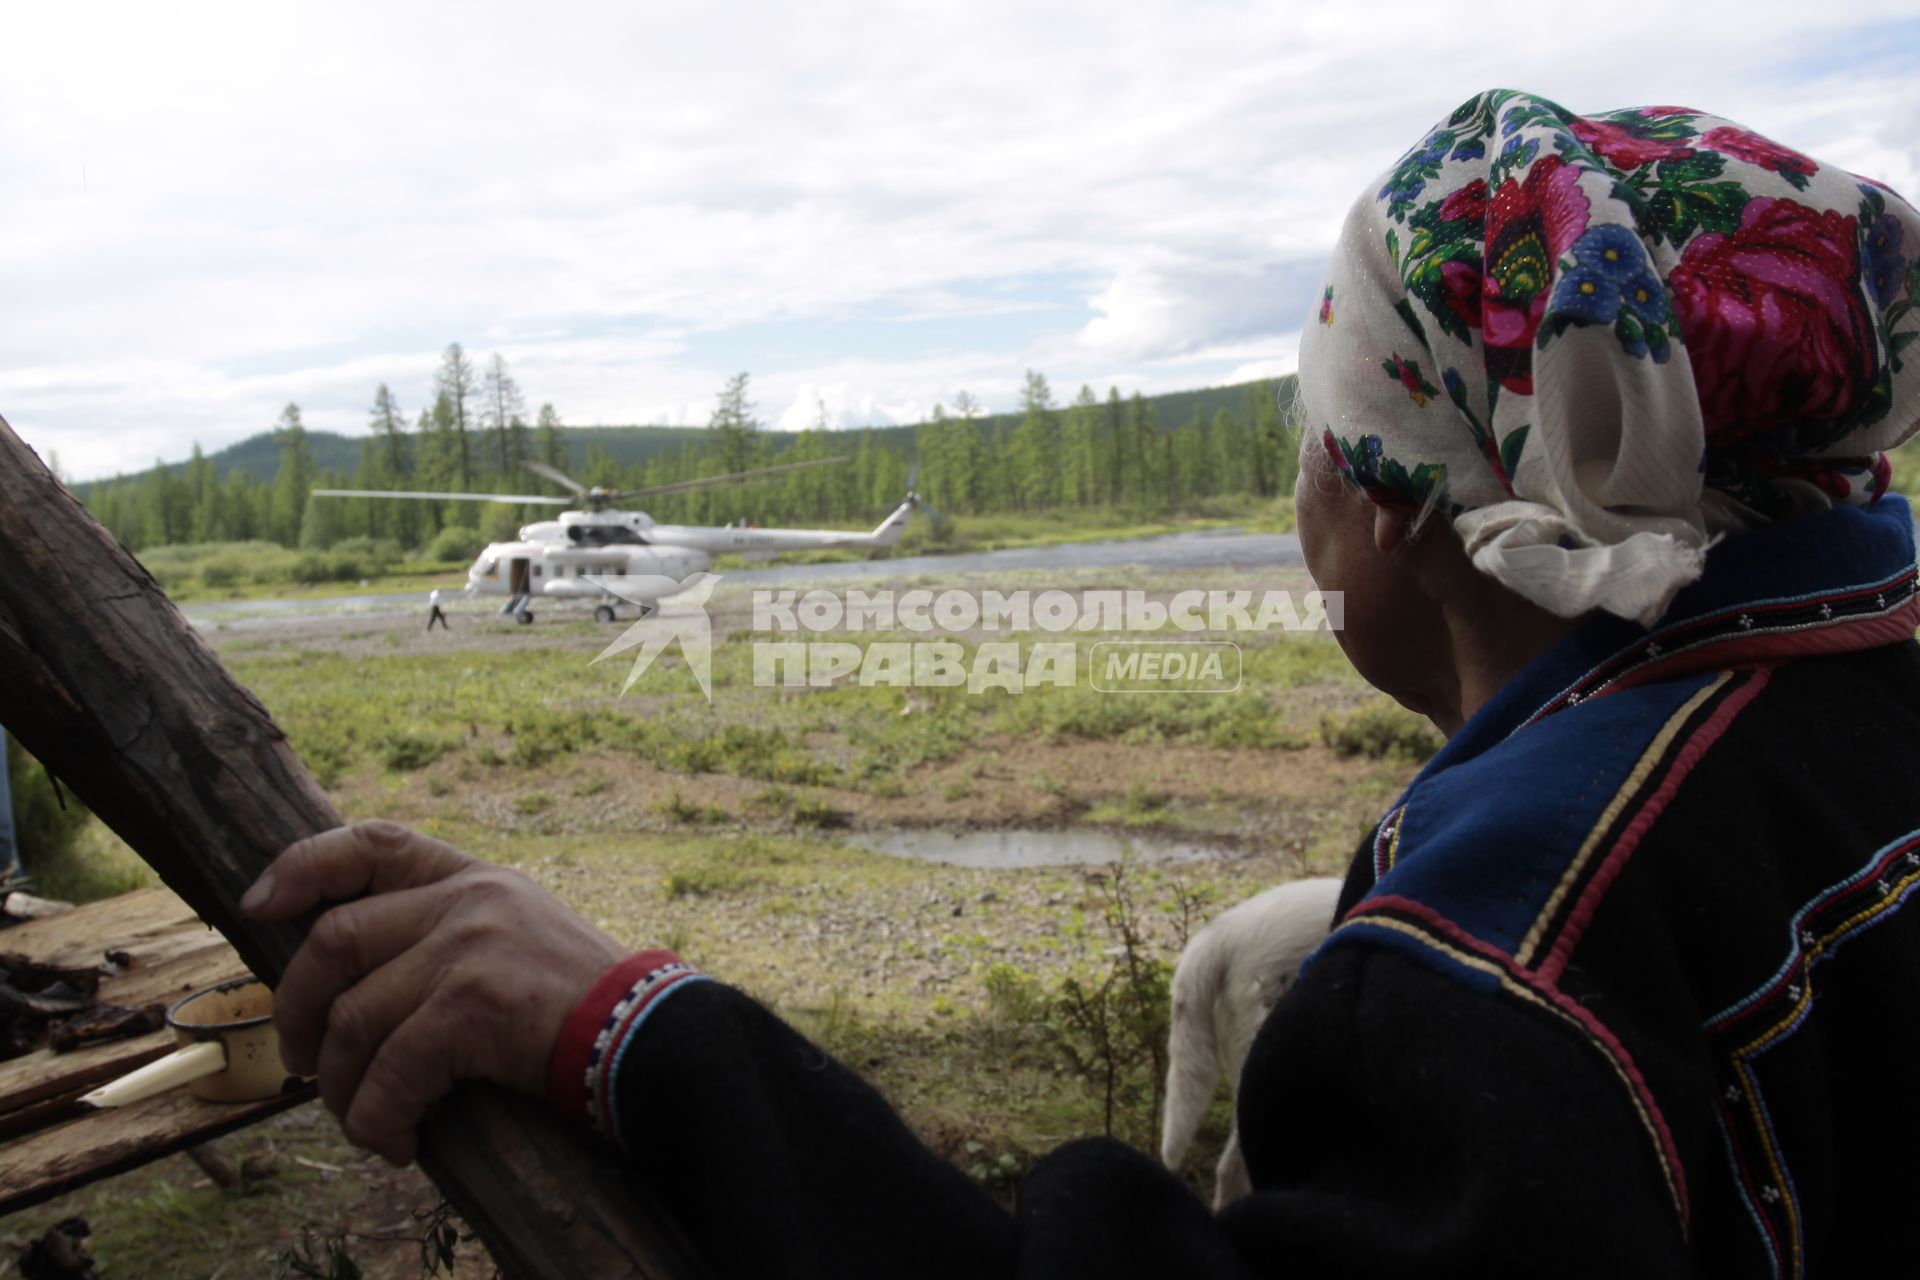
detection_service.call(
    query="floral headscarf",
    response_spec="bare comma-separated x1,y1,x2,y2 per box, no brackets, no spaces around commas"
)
1300,89,1920,625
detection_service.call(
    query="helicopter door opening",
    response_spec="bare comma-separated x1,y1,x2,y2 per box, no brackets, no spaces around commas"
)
509,558,531,596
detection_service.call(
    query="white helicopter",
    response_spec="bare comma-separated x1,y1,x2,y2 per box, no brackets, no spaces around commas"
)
315,457,924,624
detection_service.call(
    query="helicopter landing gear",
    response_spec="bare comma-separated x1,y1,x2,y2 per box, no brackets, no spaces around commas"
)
515,609,535,626
593,604,617,624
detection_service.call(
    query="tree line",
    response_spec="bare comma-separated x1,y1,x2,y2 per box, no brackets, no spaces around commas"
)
79,351,1301,555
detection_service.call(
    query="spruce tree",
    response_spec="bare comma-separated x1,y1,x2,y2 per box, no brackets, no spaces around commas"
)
708,372,757,476
433,343,477,489
368,383,416,546
416,404,449,538
481,354,529,474
299,472,344,549
222,470,261,541
1211,409,1242,495
535,403,566,469
949,391,983,515
1105,387,1127,506
137,458,187,548
370,383,411,480
269,403,313,547
1013,370,1059,511
184,444,217,542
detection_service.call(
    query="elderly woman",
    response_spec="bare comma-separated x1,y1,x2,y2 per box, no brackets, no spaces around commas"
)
246,90,1920,1277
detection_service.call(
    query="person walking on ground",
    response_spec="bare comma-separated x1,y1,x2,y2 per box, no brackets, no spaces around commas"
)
426,588,449,632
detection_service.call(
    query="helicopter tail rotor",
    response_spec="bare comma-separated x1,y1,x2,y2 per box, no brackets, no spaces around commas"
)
900,462,948,528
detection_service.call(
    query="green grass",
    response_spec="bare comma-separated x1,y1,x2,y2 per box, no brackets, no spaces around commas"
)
4,737,158,902
1085,781,1175,828
988,630,1345,748
135,538,469,603
654,789,730,825
226,626,1359,798
11,819,160,903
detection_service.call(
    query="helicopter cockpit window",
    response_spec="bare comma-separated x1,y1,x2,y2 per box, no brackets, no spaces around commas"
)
479,558,499,579
567,524,647,547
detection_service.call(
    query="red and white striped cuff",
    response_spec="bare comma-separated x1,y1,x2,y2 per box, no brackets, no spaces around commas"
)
546,949,708,1139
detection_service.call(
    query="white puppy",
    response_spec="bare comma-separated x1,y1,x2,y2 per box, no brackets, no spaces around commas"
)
1161,877,1343,1209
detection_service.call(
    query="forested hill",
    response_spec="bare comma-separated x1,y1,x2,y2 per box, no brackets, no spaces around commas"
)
191,423,710,484
75,371,1303,555
117,380,1291,486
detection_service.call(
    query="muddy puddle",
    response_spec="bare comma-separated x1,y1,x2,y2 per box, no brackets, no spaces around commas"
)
847,826,1230,868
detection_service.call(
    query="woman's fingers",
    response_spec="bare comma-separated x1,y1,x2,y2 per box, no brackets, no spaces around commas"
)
339,1002,461,1167
310,947,455,1132
242,820,471,922
244,820,634,1163
274,884,453,1077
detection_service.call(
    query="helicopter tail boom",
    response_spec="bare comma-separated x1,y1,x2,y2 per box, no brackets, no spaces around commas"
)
646,497,917,555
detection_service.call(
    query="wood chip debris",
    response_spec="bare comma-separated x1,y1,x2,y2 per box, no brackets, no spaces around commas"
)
0,952,163,1063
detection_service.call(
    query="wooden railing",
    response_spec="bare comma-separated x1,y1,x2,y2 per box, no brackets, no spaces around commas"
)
0,414,708,1280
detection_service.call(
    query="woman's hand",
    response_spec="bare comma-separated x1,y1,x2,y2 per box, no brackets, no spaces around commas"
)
241,820,628,1165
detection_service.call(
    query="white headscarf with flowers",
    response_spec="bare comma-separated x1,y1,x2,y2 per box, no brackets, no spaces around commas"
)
1299,89,1920,626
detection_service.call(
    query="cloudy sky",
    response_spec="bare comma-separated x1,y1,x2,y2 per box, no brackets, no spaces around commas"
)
7,1,1919,480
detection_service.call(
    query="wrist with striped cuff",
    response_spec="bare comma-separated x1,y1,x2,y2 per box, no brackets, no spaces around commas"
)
546,948,709,1140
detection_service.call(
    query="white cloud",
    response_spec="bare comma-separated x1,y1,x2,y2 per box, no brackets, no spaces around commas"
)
5,0,1918,477
772,385,924,433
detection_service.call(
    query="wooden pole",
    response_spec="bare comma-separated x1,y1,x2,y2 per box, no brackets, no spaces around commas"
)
0,415,708,1280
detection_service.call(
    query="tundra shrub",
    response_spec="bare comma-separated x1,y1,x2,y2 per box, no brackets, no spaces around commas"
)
379,729,456,772
426,525,484,564
1319,697,1441,762
199,557,245,588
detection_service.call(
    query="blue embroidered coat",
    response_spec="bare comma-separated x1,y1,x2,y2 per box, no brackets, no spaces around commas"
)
597,497,1920,1278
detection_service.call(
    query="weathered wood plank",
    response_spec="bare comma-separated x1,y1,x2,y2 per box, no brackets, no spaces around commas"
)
0,889,241,1117
0,1076,317,1215
0,887,200,968
0,416,708,1278
0,955,247,1116
0,1030,175,1124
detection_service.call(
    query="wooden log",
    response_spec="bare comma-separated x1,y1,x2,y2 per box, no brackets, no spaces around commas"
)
0,414,709,1279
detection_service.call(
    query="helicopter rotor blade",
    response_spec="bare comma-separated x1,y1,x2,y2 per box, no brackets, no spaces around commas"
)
520,460,588,496
311,488,571,505
612,455,853,501
899,480,945,527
